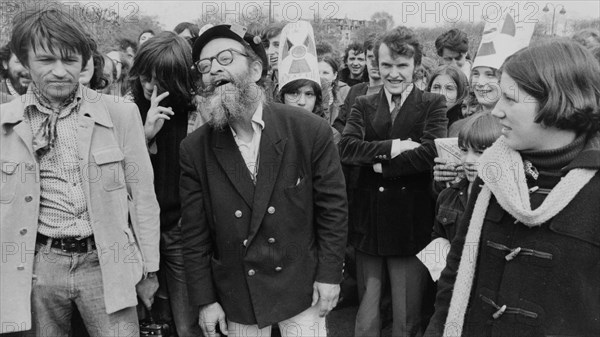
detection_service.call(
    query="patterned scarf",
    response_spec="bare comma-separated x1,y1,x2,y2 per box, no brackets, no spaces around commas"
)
443,136,597,336
30,84,80,157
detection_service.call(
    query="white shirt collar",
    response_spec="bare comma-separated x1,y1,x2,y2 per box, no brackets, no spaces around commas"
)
384,83,414,113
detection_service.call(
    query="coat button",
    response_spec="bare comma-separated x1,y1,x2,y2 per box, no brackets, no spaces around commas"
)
25,196,33,202
442,217,448,223
243,239,248,247
378,187,384,192
20,228,27,235
268,238,276,244
235,210,242,218
267,206,275,214
459,192,464,196
382,155,387,159
275,266,282,272
17,264,25,271
248,269,256,276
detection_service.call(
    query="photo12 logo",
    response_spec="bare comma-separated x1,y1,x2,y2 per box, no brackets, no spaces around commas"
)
200,1,339,23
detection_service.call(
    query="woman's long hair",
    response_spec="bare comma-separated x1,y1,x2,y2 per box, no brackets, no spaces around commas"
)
129,31,198,121
427,64,470,105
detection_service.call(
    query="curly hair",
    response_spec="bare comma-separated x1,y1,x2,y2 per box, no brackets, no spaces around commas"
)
435,29,469,56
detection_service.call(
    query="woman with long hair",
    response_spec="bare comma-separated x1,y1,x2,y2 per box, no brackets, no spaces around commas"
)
427,64,470,130
128,31,201,337
426,38,600,337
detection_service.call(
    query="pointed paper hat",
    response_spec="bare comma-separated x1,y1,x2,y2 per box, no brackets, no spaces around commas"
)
278,20,321,90
472,9,535,70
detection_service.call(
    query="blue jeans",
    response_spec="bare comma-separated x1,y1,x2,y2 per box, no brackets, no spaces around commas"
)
32,242,139,337
159,222,201,337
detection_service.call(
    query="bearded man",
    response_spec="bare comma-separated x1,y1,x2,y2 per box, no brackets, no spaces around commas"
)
180,24,348,337
0,43,31,100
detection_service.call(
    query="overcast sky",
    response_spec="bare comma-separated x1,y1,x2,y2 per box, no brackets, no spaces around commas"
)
79,0,599,31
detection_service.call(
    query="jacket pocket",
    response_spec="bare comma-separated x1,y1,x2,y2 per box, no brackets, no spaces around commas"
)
0,160,19,204
93,148,125,192
436,207,458,227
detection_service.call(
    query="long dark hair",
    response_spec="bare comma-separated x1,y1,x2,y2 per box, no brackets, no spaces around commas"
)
129,31,197,120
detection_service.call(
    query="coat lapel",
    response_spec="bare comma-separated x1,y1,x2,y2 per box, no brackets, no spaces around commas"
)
390,86,422,138
212,127,256,208
369,90,392,140
246,106,286,244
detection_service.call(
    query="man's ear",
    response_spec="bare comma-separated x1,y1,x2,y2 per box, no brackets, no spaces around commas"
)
1,60,7,71
249,59,263,83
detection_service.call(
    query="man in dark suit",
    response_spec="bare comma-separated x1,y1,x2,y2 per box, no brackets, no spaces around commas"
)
180,24,348,337
339,27,447,337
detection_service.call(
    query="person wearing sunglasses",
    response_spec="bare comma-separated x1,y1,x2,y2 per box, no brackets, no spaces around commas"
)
181,24,347,337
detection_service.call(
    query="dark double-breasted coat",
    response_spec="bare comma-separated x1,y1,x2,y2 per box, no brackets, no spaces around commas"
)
179,102,348,328
339,87,447,256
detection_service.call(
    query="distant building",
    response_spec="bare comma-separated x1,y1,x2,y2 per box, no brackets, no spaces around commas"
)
323,17,379,47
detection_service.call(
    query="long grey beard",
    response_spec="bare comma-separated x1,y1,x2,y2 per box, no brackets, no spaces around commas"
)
196,81,266,130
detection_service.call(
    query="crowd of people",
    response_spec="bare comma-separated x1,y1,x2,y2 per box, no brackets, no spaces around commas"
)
1,6,599,337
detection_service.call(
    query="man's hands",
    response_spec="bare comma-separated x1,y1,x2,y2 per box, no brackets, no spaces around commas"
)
199,302,228,337
311,282,340,317
136,275,159,309
144,86,174,141
433,157,463,183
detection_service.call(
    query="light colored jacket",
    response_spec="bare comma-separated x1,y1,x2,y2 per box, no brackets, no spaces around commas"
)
0,87,160,333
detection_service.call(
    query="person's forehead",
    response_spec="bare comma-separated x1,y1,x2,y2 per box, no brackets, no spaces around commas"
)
200,38,246,58
442,48,463,57
268,34,281,43
378,44,413,63
434,74,454,84
29,41,80,58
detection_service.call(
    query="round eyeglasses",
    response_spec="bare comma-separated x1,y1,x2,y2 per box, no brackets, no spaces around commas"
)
195,49,249,74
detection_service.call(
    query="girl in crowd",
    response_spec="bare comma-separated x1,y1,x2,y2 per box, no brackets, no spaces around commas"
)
318,55,350,125
128,31,201,337
426,39,600,337
427,64,470,130
421,113,502,282
278,78,342,144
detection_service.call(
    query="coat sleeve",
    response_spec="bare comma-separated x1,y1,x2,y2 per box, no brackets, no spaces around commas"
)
339,98,393,166
381,95,447,178
311,119,348,284
425,179,483,336
332,86,353,134
179,138,218,307
123,104,161,272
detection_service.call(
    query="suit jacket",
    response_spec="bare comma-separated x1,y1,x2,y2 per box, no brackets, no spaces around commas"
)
179,102,348,328
0,87,160,333
339,86,447,256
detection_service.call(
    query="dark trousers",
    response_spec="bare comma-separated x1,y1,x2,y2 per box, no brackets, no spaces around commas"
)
354,251,432,337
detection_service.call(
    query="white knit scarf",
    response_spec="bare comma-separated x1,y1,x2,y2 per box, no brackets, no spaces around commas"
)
443,136,597,337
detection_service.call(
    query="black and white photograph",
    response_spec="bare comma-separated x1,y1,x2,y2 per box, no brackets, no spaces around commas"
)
0,0,599,336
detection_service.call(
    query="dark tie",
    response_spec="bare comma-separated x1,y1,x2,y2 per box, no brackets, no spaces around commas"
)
391,94,402,125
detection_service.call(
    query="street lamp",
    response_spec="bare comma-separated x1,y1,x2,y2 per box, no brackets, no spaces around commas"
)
543,4,566,36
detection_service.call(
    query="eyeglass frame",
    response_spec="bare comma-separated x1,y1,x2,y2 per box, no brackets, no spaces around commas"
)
195,48,249,74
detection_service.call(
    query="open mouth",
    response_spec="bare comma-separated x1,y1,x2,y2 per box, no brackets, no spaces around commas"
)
213,79,231,88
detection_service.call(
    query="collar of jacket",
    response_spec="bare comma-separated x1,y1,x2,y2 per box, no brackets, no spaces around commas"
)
564,131,600,171
1,86,113,133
